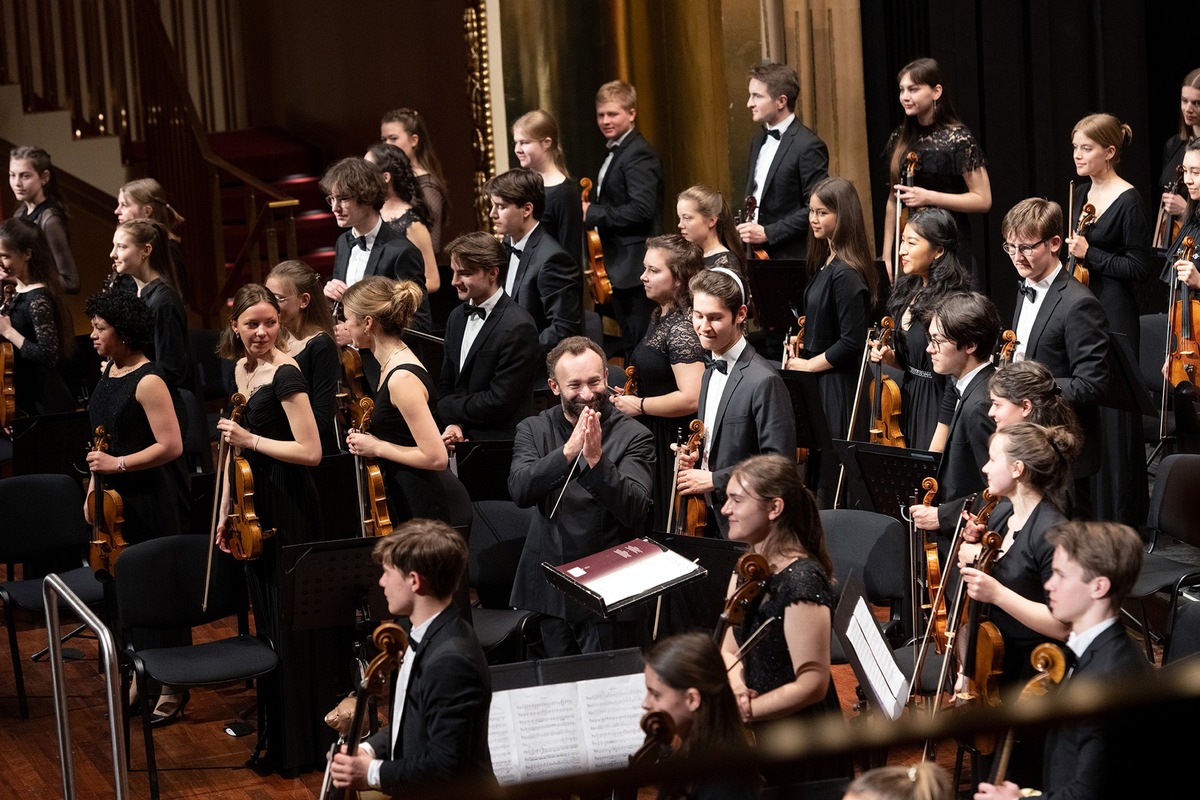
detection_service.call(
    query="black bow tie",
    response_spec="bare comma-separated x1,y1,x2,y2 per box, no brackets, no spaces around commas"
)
353,235,368,251
704,355,729,374
765,128,782,140
506,243,523,260
1017,281,1037,302
464,304,487,320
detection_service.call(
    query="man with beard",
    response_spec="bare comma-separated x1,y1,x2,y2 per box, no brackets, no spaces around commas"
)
508,336,655,655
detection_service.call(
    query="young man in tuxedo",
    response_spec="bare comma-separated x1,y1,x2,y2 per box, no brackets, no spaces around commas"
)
909,292,1000,543
675,268,795,538
736,61,829,260
328,519,494,793
1003,198,1109,512
487,168,582,357
437,232,541,445
582,80,664,358
975,520,1150,800
509,336,655,656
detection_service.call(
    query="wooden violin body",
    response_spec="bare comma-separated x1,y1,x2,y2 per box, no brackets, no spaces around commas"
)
739,195,769,261
953,528,1005,755
1067,202,1097,288
868,316,905,448
1153,165,1186,251
336,344,372,435
221,393,275,561
352,397,392,538
1168,236,1200,388
0,284,15,428
579,178,613,305
671,420,707,537
87,426,128,578
713,552,771,644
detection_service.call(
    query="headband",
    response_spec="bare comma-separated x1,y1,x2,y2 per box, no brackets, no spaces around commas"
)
710,267,745,304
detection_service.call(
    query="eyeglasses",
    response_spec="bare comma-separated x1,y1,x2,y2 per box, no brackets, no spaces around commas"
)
273,294,296,304
1001,237,1050,258
325,195,353,209
925,333,953,352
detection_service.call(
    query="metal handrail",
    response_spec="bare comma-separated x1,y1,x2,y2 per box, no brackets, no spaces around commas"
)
43,573,129,800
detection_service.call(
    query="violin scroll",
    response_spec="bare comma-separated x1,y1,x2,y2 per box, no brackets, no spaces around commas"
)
628,710,676,768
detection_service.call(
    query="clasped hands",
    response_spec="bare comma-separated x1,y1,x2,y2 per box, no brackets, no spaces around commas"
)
563,406,604,468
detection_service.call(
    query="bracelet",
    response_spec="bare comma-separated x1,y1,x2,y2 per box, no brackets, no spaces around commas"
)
639,397,646,414
253,434,261,452
117,457,127,472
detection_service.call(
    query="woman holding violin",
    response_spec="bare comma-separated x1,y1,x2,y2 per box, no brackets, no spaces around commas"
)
610,234,705,531
642,632,757,800
676,185,747,271
719,454,847,785
265,260,339,456
870,209,970,450
1157,68,1200,243
341,276,450,523
1169,139,1200,288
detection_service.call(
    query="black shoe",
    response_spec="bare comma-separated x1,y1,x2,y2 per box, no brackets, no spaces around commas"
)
150,690,190,727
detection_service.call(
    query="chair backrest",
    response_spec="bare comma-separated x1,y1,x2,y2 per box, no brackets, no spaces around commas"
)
468,501,536,609
114,534,247,631
819,509,907,605
1165,601,1200,666
1147,454,1200,546
0,474,88,563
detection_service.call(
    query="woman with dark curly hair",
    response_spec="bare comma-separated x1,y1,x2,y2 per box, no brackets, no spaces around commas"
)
365,142,441,294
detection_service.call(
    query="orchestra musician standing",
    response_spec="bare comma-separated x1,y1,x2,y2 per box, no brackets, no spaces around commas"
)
214,284,324,772
512,110,585,269
677,268,795,537
609,234,706,532
380,108,450,254
364,142,442,295
583,80,664,359
509,336,654,656
737,61,829,259
1157,68,1200,239
676,185,747,271
880,58,991,285
114,178,188,303
9,145,80,294
1169,142,1200,306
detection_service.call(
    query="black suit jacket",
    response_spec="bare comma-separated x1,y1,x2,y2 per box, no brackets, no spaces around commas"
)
744,120,829,259
1012,268,1109,475
584,129,664,288
505,225,583,354
362,610,494,790
1042,622,1151,799
936,363,996,532
333,223,432,333
437,292,540,439
698,342,797,536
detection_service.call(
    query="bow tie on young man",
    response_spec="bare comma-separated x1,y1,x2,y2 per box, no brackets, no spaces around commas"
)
353,235,368,251
506,244,523,259
1017,282,1038,302
464,305,487,321
765,128,782,140
704,355,729,374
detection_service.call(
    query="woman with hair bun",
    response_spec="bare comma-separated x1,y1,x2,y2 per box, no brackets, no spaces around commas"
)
341,276,450,523
844,763,951,800
988,360,1081,435
115,178,187,301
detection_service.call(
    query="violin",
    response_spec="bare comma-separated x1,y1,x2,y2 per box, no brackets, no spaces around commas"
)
623,365,640,398
781,313,806,368
990,643,1068,785
579,178,613,305
868,316,905,448
667,420,707,537
204,394,244,610
1153,165,1185,251
952,527,1005,755
351,397,393,538
0,284,15,429
323,622,408,800
336,340,372,439
713,552,771,645
1167,236,1199,388
87,426,128,579
228,399,274,561
738,196,769,262
907,477,938,642
996,329,1018,366
628,710,676,767
1067,199,1097,287
893,152,919,278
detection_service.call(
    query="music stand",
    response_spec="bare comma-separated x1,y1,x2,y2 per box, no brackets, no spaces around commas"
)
833,573,909,721
9,410,92,480
832,440,941,523
454,439,515,502
655,534,749,635
779,370,833,454
1103,331,1155,416
279,537,389,631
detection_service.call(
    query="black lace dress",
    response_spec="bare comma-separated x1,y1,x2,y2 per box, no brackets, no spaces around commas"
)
732,557,847,783
87,362,188,543
416,175,448,254
372,363,450,523
628,307,704,531
5,286,74,415
385,208,418,238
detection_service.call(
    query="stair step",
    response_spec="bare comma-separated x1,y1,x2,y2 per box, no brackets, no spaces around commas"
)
220,174,326,223
209,126,321,184
222,210,338,264
224,247,335,279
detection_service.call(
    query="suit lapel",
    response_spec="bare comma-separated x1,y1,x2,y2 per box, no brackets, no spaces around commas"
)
445,308,467,382
508,234,534,300
745,130,767,195
948,364,993,433
1026,272,1069,360
709,345,754,454
762,125,796,195
364,229,387,278
1073,622,1122,674
596,130,638,201
461,296,506,373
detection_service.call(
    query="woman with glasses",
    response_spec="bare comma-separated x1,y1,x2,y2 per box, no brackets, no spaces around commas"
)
879,58,991,286
266,260,339,455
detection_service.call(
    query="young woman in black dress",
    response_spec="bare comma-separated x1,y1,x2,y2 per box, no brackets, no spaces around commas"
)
676,184,747,271
880,58,991,285
512,110,584,269
380,108,449,254
266,260,339,456
215,283,323,770
610,234,705,531
642,632,757,800
870,208,970,451
364,142,441,294
9,146,79,294
988,360,1082,435
115,178,187,302
0,218,75,416
341,276,450,523
1157,68,1200,238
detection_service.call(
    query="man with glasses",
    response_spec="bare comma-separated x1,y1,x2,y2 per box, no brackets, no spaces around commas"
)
908,292,1000,545
1003,198,1109,509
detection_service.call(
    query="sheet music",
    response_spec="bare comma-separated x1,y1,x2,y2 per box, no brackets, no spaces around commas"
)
489,672,645,783
585,548,699,605
845,598,909,720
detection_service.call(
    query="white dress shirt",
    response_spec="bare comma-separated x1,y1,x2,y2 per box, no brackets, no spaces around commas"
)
1065,616,1119,676
952,360,991,413
701,336,749,469
460,287,504,371
596,127,635,196
1014,265,1063,362
751,113,796,207
345,217,384,288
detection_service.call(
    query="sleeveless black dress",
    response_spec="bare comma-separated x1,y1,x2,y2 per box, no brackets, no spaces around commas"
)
372,362,450,523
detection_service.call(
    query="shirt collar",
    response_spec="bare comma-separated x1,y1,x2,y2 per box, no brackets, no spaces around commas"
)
1026,264,1062,291
607,127,635,149
353,216,384,247
954,360,990,393
511,223,538,251
713,335,748,367
1066,616,1119,660
476,286,504,312
408,607,445,648
767,113,796,137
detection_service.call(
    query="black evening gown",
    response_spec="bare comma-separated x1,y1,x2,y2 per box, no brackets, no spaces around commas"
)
237,364,329,774
1071,186,1151,528
293,332,340,456
6,286,74,415
371,363,451,523
86,362,188,543
732,557,849,785
415,175,447,254
893,312,945,450
543,178,584,269
628,306,704,532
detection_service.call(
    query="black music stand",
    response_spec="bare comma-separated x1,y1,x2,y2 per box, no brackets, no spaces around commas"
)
454,439,515,502
1103,331,1155,416
279,536,389,631
832,440,941,523
833,573,909,721
9,410,92,481
654,534,749,636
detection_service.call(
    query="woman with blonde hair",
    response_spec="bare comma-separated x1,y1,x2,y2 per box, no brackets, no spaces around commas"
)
115,178,187,300
844,764,951,800
512,109,583,269
341,276,450,522
676,184,746,271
